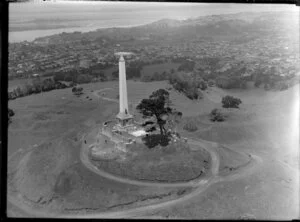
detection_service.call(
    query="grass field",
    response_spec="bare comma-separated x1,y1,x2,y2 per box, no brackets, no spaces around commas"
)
7,80,299,218
92,136,211,182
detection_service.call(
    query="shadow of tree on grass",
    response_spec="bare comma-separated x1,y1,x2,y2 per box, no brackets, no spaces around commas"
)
142,134,171,149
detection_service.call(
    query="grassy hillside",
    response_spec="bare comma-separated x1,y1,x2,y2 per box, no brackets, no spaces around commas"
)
7,80,299,218
8,81,192,216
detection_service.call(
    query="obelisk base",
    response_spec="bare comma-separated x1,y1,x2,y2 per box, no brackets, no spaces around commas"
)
116,112,134,129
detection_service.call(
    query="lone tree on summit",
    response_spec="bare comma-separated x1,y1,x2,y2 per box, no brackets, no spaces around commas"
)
136,89,173,135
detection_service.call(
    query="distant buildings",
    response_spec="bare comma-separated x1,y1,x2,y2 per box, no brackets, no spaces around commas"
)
8,23,299,80
216,76,231,88
79,59,92,68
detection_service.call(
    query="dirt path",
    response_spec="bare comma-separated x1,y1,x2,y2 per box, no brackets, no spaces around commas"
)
92,88,118,103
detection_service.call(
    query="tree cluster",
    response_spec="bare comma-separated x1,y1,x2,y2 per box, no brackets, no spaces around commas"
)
253,66,292,91
53,62,113,83
53,71,96,84
183,120,198,132
8,78,68,100
137,89,173,136
169,72,205,100
72,86,83,96
216,76,247,89
177,60,195,72
112,65,142,80
222,95,242,108
8,108,15,125
210,108,226,122
136,89,182,137
141,70,169,82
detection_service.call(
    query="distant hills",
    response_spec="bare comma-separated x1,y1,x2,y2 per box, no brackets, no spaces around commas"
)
140,11,296,33
33,11,298,44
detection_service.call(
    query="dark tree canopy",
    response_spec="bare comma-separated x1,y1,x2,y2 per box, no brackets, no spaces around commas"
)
136,89,173,135
72,86,83,96
149,88,170,100
210,108,226,122
8,108,15,125
8,108,15,117
222,95,242,108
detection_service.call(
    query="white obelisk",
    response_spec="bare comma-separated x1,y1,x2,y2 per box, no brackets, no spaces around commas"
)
115,52,133,127
118,55,129,115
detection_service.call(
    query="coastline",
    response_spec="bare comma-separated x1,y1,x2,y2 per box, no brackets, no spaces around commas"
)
9,26,99,43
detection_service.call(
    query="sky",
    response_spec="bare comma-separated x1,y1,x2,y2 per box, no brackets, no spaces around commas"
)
10,1,298,24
